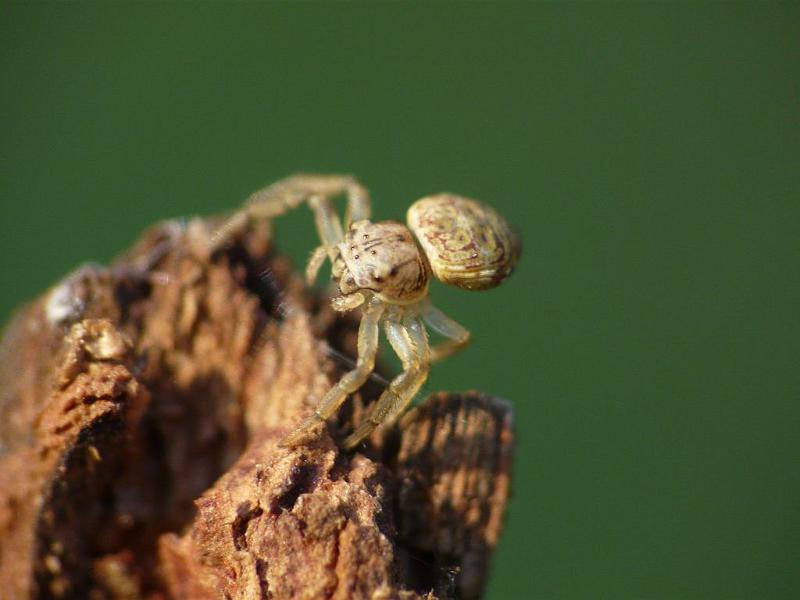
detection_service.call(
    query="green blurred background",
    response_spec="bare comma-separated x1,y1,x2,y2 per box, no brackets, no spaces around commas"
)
2,2,799,598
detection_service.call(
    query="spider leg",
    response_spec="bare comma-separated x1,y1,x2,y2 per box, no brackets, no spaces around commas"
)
305,245,329,286
343,314,430,449
307,192,345,261
279,297,383,448
421,301,471,363
245,173,371,224
331,292,366,312
209,173,370,252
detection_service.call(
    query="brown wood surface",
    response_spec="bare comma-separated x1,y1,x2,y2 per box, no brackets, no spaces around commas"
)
0,215,514,599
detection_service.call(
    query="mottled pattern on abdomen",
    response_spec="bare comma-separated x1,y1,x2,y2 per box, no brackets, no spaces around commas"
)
407,194,520,290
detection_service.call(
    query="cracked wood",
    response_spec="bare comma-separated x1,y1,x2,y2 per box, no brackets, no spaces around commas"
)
0,213,514,599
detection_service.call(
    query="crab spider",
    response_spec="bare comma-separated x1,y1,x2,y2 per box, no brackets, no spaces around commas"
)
212,174,520,449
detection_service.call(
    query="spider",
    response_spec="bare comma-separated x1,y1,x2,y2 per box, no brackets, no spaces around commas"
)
211,174,521,449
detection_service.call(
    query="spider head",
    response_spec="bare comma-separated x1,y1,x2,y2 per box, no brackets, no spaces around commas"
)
337,220,429,303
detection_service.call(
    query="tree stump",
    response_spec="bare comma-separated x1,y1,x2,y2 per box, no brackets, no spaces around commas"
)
0,214,514,599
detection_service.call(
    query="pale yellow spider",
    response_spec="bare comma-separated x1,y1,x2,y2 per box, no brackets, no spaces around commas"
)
212,174,521,449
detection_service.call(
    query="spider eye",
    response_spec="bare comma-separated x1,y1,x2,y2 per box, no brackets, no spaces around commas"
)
389,267,398,276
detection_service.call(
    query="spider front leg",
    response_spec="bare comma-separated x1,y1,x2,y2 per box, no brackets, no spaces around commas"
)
343,314,430,449
209,173,371,253
422,301,471,363
305,245,329,286
303,194,345,285
279,297,384,447
245,173,372,228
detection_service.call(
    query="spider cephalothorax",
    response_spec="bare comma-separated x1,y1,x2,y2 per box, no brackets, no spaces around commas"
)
335,220,430,303
213,174,520,449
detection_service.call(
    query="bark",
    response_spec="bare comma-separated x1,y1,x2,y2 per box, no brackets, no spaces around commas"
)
0,214,514,600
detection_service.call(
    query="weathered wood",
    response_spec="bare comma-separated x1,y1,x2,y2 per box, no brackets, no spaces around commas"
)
0,214,514,599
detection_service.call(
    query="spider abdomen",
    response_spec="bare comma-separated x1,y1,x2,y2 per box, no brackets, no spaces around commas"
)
407,194,521,290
